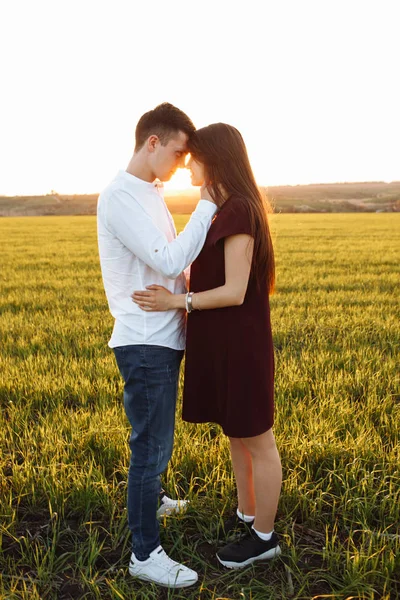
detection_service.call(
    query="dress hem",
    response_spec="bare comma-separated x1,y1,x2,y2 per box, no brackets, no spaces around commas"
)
182,417,274,439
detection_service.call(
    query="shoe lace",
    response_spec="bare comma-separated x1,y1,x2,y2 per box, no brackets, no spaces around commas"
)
155,548,184,573
230,532,254,549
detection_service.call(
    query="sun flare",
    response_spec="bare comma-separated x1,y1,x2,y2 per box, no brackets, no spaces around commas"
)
164,167,193,192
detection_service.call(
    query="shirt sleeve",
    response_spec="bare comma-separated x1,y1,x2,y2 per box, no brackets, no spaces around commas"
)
211,196,253,244
105,190,217,279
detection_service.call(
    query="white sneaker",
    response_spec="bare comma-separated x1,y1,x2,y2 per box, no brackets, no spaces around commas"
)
157,494,189,518
129,545,198,588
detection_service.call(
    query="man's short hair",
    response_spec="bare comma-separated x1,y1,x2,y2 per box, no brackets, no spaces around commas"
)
135,103,195,151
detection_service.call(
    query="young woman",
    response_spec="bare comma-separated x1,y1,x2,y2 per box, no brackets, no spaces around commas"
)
132,123,282,569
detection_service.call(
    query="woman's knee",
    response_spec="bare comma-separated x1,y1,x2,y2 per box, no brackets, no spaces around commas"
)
241,428,277,456
229,436,244,449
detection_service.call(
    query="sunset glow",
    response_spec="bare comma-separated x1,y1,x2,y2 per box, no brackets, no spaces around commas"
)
165,168,194,192
0,0,399,197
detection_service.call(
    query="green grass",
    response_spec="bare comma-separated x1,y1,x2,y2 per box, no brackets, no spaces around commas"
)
0,214,399,599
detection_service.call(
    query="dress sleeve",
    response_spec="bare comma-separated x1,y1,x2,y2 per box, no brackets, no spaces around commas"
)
211,196,253,244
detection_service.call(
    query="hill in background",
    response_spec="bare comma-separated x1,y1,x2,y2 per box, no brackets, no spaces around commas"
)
1,181,399,217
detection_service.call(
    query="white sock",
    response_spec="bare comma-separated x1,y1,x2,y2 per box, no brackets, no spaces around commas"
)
252,526,273,541
236,508,255,522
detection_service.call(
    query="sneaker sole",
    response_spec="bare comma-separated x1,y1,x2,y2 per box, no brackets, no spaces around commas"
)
217,545,282,569
129,567,198,588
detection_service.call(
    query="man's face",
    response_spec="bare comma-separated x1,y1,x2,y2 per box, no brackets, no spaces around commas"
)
150,131,188,182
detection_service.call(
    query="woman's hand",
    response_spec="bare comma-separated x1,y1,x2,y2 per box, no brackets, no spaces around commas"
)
132,285,175,311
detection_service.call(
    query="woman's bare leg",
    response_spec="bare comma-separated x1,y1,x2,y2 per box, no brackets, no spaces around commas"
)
229,437,255,516
241,428,282,533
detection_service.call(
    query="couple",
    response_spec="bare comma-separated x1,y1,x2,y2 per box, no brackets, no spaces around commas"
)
97,103,282,588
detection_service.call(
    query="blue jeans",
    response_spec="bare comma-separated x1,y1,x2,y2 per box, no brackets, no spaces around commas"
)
113,344,183,560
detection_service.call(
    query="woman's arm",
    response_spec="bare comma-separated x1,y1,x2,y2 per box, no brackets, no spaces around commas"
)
176,233,253,310
132,234,254,311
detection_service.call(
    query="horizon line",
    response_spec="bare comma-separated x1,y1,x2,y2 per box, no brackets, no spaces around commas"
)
1,179,400,199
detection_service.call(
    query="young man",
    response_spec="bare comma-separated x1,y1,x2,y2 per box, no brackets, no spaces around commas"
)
97,103,217,588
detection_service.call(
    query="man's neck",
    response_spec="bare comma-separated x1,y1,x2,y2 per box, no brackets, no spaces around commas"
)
126,154,155,183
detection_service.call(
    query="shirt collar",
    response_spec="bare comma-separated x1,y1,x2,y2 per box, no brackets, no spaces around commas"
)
117,170,162,190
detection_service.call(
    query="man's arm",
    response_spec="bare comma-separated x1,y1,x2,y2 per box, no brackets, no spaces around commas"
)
105,190,217,279
132,234,254,311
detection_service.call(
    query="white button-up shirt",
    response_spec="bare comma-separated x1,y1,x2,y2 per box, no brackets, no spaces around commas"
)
97,170,217,350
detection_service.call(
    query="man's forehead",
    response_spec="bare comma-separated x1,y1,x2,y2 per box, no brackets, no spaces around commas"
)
168,131,189,151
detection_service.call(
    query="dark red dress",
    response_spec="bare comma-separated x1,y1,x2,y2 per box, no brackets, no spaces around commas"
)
182,195,275,438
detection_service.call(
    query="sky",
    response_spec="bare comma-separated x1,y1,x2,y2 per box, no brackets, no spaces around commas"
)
0,0,399,196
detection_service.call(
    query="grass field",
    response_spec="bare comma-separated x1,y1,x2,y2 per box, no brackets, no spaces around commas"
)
0,213,399,599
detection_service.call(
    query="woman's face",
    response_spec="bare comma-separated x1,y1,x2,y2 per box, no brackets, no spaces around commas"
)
187,155,205,187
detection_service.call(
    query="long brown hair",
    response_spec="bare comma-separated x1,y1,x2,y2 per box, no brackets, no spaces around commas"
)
188,123,275,294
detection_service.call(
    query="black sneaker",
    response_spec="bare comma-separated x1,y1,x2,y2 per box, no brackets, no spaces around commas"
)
217,529,281,568
218,513,254,543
